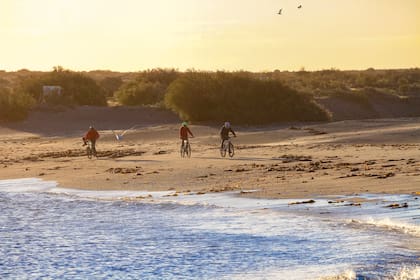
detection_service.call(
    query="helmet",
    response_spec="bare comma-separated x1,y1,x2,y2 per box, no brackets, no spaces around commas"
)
182,121,188,127
224,122,230,128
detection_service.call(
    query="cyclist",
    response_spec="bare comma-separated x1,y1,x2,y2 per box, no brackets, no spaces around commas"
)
83,125,100,156
179,121,194,147
220,121,236,149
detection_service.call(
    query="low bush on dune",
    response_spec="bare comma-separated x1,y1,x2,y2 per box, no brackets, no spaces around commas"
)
138,68,179,86
98,76,124,97
21,67,107,106
0,87,35,121
114,80,165,106
268,68,420,97
114,68,179,106
164,71,330,124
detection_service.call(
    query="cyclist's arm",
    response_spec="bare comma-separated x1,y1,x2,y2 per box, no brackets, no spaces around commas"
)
187,127,194,137
230,128,237,137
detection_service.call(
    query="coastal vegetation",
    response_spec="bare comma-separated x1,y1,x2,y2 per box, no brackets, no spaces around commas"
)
0,87,35,121
20,66,107,106
0,67,419,122
114,68,179,106
164,71,329,123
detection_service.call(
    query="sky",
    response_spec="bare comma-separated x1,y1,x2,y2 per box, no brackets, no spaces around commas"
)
1,0,419,72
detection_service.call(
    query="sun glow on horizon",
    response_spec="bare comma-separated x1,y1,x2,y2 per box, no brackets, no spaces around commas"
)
1,0,419,72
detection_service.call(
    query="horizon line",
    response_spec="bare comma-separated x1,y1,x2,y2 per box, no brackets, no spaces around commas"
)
2,66,420,74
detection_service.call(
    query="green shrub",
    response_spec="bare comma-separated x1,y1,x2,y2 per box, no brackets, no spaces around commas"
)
115,81,165,106
138,68,179,85
21,68,107,106
63,73,107,106
114,68,179,106
165,72,329,124
0,87,35,121
99,76,123,97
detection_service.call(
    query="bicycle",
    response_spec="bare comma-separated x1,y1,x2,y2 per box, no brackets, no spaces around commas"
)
220,137,234,158
84,140,97,159
180,139,191,158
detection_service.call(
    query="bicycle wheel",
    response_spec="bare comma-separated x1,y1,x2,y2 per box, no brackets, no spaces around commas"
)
180,143,185,158
186,143,191,158
220,143,227,157
228,142,235,158
86,146,92,159
92,146,97,158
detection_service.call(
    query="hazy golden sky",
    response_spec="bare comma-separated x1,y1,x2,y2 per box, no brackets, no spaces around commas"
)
1,0,419,71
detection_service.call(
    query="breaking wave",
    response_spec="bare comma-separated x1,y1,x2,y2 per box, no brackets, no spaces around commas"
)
348,217,420,238
320,265,419,280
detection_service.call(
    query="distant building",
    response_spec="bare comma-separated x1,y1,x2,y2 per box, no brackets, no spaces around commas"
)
39,85,62,103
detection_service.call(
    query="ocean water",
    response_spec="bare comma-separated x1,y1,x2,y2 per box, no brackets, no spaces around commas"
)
0,178,419,280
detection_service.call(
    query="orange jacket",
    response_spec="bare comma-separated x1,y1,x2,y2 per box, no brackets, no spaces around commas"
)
85,128,100,141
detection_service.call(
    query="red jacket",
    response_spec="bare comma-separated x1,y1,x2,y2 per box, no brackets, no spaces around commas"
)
180,126,193,140
85,128,100,141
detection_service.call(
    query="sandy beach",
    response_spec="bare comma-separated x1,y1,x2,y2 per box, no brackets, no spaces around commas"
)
1,106,420,199
1,107,419,279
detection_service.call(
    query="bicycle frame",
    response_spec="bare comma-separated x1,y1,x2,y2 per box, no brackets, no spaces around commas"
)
223,138,231,149
180,139,191,158
220,137,234,158
86,140,97,159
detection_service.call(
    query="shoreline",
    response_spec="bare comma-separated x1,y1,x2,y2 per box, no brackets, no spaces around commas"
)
2,177,420,242
3,176,418,201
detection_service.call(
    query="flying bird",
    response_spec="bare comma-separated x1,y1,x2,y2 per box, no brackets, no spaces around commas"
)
112,124,142,141
278,8,282,15
297,5,302,9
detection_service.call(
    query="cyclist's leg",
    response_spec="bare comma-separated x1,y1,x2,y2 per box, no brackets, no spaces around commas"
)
181,139,186,155
91,140,97,156
229,141,234,155
86,144,90,158
186,139,191,156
